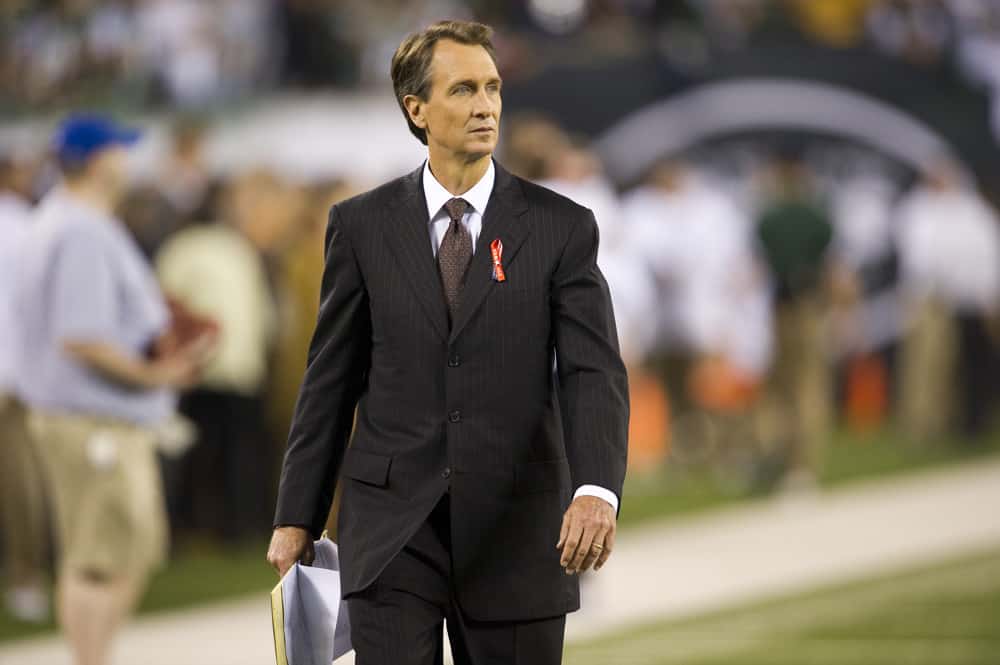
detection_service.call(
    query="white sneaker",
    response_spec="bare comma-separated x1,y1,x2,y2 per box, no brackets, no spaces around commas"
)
5,585,50,623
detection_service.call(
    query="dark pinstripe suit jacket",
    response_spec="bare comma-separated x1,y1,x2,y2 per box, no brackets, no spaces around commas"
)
273,159,629,621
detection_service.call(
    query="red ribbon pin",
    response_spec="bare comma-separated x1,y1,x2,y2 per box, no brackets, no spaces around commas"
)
490,238,506,282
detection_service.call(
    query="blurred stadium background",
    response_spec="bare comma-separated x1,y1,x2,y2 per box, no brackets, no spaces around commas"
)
2,0,1000,664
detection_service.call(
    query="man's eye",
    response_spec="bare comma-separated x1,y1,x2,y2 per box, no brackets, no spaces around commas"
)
453,85,471,94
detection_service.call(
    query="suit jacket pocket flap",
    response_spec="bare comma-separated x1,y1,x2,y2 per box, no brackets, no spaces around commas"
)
342,448,392,487
514,459,568,494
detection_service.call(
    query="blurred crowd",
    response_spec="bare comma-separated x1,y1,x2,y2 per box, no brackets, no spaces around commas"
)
501,115,1000,491
4,0,1000,137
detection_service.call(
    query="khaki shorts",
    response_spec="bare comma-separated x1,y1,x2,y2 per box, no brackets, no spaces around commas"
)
28,411,168,578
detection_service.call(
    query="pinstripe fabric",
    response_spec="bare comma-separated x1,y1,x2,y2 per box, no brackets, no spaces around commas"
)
274,159,629,622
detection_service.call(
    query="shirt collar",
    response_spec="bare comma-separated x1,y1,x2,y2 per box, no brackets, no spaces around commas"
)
423,158,496,222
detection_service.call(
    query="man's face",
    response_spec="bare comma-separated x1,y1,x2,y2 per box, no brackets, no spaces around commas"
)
406,40,502,160
92,146,130,201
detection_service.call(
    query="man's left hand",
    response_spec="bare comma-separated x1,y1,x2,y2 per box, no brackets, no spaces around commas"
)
557,495,616,574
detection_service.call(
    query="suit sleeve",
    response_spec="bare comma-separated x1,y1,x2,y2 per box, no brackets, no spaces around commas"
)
273,204,372,538
552,209,630,508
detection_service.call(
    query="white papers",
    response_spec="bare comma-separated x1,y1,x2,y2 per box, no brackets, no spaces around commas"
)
271,535,353,665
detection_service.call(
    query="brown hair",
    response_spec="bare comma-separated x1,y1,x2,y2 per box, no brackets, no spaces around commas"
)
390,20,498,145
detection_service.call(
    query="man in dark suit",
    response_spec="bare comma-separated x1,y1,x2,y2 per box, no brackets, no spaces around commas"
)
267,20,629,665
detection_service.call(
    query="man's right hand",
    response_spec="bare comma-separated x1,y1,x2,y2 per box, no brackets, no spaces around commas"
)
267,526,315,578
149,332,218,389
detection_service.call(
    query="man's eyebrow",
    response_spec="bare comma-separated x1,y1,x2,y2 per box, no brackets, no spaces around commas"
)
448,76,503,90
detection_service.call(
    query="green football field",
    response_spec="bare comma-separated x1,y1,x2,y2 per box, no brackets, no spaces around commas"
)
566,546,1000,665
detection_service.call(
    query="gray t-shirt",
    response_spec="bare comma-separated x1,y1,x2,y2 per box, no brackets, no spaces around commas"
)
16,188,175,425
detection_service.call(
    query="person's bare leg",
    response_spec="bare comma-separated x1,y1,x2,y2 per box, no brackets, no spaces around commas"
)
57,566,145,665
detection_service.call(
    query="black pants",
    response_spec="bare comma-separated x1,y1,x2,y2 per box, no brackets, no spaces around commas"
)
164,389,275,542
347,494,566,665
957,312,997,438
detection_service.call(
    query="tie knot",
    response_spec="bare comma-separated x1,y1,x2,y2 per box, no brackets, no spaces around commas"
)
444,198,469,224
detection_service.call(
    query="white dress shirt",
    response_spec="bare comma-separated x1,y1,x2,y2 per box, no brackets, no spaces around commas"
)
422,159,620,513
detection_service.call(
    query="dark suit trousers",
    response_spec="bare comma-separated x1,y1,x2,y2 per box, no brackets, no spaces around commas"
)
347,493,566,665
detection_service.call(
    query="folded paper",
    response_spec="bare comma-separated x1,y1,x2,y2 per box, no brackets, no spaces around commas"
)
271,534,353,665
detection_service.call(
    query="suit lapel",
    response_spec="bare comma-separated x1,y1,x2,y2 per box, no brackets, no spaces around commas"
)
385,165,451,341
448,161,531,344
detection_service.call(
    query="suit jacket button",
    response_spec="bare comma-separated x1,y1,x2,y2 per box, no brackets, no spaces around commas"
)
448,410,461,423
448,354,461,367
442,467,451,479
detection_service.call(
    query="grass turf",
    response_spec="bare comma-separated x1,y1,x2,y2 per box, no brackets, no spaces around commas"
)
2,427,998,643
617,427,1000,528
565,546,1000,665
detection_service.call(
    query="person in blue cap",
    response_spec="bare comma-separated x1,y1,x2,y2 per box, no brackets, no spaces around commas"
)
14,114,210,665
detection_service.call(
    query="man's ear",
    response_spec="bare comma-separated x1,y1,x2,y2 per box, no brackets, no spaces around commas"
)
403,94,427,132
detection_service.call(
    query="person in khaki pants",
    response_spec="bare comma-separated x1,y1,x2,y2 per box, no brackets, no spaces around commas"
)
755,152,835,487
0,395,49,622
0,151,50,623
15,115,209,665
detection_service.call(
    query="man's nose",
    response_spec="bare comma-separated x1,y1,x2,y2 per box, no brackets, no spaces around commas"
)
471,89,494,117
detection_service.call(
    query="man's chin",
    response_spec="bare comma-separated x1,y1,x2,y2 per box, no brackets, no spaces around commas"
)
464,137,497,157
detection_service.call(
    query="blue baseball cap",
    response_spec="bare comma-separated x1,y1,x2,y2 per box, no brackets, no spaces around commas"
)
54,114,141,166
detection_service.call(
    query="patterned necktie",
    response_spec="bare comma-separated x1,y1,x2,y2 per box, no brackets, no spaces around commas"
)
437,197,472,324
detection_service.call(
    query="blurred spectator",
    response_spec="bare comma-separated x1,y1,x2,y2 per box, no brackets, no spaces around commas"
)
828,171,899,430
620,159,767,475
895,159,1000,441
623,160,764,379
157,117,212,223
755,151,834,487
118,185,179,260
502,113,666,469
135,0,222,106
266,179,358,439
224,169,309,259
155,172,279,543
503,113,623,247
502,113,657,358
0,148,50,623
14,115,207,665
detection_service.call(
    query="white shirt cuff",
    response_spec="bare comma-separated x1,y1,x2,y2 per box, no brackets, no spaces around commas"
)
573,485,619,513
